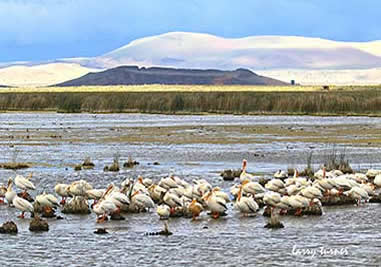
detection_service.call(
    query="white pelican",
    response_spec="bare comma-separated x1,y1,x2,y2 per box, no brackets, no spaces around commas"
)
263,191,282,208
106,191,130,213
230,184,240,200
15,174,35,194
300,186,323,200
92,185,117,223
344,186,369,205
148,184,167,203
241,180,265,196
277,196,292,214
374,174,381,188
55,183,70,205
13,195,34,218
235,186,259,216
93,199,118,223
265,179,285,192
86,189,105,201
163,189,183,212
142,178,153,187
288,195,310,216
360,183,375,196
212,187,230,203
274,169,288,179
130,190,155,211
67,180,93,197
188,199,203,220
193,180,212,196
156,204,170,220
240,159,256,182
286,184,303,196
366,169,381,179
35,192,59,209
352,173,368,184
5,178,16,206
159,175,179,190
314,178,334,196
202,191,227,219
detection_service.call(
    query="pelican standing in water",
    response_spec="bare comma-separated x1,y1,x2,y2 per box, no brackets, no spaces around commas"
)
15,174,36,198
13,195,34,218
5,178,17,206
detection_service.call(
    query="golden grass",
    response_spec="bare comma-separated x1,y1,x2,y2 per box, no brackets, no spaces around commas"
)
2,84,381,93
0,162,31,169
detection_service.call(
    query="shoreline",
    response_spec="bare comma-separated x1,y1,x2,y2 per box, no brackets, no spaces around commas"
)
1,109,381,117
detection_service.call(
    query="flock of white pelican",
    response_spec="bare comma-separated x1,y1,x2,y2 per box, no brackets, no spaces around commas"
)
1,159,381,224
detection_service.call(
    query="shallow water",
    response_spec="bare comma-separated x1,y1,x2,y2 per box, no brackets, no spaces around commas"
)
1,113,381,266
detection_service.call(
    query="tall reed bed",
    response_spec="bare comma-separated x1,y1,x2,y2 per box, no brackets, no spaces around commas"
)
0,90,381,115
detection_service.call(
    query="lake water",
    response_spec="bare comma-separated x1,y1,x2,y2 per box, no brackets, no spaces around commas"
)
1,113,381,266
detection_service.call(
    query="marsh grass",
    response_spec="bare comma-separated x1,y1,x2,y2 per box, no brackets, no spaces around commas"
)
0,162,30,170
323,145,353,173
1,86,381,115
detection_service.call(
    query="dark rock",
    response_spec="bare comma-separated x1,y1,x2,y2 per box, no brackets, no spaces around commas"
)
74,164,82,171
0,221,18,234
94,228,109,234
263,204,323,217
33,202,57,217
62,197,91,214
82,157,95,169
56,215,64,220
264,212,284,229
169,207,184,218
220,169,242,181
110,213,125,220
264,221,284,229
321,195,357,206
144,222,173,236
41,208,56,218
29,216,49,232
153,162,160,165
123,157,139,168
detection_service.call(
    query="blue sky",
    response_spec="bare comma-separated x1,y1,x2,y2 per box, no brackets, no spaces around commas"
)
1,0,380,62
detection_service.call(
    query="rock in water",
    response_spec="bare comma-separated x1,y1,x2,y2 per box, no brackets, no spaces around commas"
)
0,221,18,234
264,211,284,229
220,169,242,181
29,216,49,232
144,222,173,236
33,202,57,218
321,195,356,206
94,228,108,234
62,196,91,214
110,213,125,220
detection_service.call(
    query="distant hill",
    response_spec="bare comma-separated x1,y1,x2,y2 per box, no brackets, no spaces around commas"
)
55,66,287,86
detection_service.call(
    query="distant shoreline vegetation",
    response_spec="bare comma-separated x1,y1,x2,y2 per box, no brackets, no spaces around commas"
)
0,85,381,115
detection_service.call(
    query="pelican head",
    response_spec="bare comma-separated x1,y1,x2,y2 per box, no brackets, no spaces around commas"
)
242,159,247,169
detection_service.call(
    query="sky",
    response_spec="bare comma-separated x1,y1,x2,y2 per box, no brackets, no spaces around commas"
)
1,0,380,62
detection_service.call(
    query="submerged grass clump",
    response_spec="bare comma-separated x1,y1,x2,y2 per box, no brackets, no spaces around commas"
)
0,162,30,170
